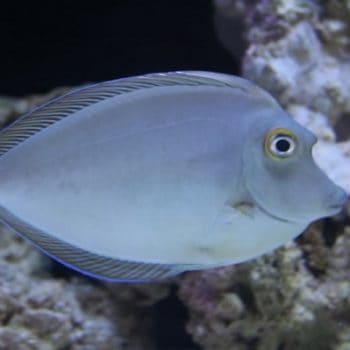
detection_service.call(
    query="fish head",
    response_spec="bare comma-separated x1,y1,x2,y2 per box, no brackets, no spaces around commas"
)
242,107,347,224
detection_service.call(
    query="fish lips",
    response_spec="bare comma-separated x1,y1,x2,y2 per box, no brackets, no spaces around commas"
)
254,185,348,224
326,186,348,214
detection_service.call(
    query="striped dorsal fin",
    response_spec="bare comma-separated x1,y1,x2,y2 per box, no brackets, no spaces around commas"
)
0,72,231,157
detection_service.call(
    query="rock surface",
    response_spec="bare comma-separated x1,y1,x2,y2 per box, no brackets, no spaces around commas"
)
179,223,350,350
0,223,163,350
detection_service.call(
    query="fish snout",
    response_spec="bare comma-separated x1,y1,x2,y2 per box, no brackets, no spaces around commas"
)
327,185,348,213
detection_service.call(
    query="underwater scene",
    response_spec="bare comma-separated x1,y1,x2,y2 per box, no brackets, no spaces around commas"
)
0,0,349,349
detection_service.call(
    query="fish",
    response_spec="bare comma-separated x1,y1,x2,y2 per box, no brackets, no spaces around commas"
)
0,71,346,282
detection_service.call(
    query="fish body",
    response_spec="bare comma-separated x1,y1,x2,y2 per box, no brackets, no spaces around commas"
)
0,72,346,281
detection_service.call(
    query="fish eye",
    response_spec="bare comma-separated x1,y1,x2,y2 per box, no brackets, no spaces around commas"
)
264,128,297,160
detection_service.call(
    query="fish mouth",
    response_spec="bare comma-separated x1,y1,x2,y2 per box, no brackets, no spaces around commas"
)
327,189,348,213
257,201,345,225
255,189,348,224
329,203,345,210
327,203,346,215
255,202,296,224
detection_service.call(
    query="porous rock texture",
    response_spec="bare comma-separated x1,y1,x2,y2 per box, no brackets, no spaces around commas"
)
0,222,166,350
179,222,350,350
177,1,350,349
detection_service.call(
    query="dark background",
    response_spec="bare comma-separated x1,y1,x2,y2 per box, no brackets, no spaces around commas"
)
0,0,238,96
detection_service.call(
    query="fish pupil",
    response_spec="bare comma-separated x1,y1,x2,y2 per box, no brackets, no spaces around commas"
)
275,138,291,153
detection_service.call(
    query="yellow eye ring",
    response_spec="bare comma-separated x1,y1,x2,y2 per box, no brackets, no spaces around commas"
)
264,128,297,160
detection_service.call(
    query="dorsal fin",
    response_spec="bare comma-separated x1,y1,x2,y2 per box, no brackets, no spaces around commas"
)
0,72,232,157
0,206,191,282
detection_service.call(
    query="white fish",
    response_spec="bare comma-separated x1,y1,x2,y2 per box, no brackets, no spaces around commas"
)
0,71,346,282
